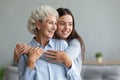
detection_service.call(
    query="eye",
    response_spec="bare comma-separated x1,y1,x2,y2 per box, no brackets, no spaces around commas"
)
48,21,57,26
58,22,66,26
48,21,54,24
68,22,73,26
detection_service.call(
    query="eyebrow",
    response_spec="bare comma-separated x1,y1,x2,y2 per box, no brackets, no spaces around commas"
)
58,21,72,23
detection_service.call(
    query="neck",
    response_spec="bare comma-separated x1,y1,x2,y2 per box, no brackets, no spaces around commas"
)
35,35,49,47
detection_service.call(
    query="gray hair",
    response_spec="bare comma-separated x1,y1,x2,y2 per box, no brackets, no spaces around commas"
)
27,5,58,35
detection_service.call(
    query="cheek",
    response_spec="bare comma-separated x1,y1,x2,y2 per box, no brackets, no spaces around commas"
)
56,30,61,35
55,25,57,30
70,27,73,31
56,26,62,31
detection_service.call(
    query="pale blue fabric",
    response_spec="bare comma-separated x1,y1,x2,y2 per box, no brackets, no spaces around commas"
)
18,38,80,80
65,39,82,80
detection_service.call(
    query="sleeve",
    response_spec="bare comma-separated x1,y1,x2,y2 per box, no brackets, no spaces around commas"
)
64,39,82,80
18,55,36,80
54,39,68,51
64,39,81,60
66,60,82,80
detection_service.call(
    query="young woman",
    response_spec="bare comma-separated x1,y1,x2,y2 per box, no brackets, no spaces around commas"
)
45,8,86,80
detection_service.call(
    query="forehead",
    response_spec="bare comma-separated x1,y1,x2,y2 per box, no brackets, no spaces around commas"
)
44,14,57,22
58,14,73,22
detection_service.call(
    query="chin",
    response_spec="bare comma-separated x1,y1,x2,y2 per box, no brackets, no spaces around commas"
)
48,35,54,38
61,36,68,39
64,35,69,38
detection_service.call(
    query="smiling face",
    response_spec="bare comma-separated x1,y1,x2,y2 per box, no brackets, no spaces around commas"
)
37,15,57,39
56,14,73,40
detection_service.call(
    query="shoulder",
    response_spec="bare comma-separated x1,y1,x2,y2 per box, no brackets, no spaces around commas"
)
69,39,79,43
51,39,68,50
68,39,80,46
52,39,68,45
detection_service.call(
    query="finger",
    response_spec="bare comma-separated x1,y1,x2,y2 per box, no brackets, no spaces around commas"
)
16,43,23,48
41,49,45,54
47,50,57,53
16,43,20,47
29,47,34,54
16,44,24,51
45,54,56,59
34,47,41,53
14,48,19,54
15,51,19,56
14,50,21,56
35,47,40,51
47,52,57,57
38,49,45,55
16,47,25,54
37,47,45,52
22,43,27,47
21,48,27,54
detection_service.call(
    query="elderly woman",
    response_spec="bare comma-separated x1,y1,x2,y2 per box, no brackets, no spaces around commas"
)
17,5,71,80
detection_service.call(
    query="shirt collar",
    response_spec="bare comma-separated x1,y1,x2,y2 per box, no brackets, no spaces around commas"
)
31,37,53,48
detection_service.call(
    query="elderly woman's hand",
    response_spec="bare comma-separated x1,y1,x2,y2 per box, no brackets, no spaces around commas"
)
27,47,45,69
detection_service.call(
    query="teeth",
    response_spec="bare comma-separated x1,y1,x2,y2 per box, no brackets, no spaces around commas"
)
63,31,69,33
62,31,69,34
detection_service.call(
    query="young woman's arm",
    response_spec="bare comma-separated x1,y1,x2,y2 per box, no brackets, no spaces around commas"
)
65,39,81,60
45,39,82,80
64,39,82,80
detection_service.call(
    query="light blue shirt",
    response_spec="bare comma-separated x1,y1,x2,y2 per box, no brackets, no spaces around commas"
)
18,38,80,80
65,39,82,80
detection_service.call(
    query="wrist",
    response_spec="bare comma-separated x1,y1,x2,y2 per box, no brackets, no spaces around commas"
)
65,60,72,68
27,59,35,69
63,55,72,68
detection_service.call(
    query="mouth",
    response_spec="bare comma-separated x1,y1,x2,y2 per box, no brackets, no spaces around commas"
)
62,31,70,35
48,30,55,34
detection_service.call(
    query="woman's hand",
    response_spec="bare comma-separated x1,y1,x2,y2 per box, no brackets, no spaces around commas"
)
27,47,45,69
16,43,30,54
45,50,72,68
14,43,30,62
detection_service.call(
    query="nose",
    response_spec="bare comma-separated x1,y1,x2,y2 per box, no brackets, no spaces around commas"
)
64,23,69,30
52,23,57,30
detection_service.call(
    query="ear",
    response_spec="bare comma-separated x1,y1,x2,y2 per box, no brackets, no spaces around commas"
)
35,21,41,30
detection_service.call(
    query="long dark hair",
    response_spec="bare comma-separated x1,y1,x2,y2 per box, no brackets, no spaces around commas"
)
56,8,86,61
